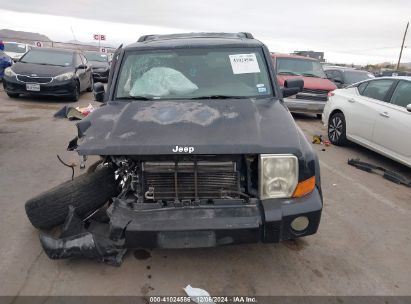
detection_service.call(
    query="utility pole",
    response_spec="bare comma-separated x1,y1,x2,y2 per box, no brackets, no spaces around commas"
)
396,21,409,70
70,26,77,41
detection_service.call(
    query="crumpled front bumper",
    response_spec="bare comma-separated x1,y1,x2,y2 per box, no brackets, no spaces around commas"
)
40,189,322,265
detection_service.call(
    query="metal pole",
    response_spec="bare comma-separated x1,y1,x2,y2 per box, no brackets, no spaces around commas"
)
396,22,409,70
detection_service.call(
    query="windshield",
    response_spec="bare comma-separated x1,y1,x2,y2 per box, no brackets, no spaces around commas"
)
4,43,27,53
84,52,108,62
343,70,375,84
20,50,73,66
277,57,326,78
115,48,273,100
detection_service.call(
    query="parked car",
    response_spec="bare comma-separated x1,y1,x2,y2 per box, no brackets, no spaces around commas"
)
0,44,13,81
271,54,337,118
376,70,410,77
2,48,93,101
323,76,411,168
324,67,375,88
3,41,33,62
25,32,323,264
84,51,110,82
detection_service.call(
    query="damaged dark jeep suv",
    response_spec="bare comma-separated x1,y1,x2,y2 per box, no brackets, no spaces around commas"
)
25,32,323,265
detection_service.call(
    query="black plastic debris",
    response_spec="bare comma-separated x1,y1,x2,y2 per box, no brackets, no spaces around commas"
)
54,106,84,120
40,206,127,266
67,137,78,151
348,159,411,187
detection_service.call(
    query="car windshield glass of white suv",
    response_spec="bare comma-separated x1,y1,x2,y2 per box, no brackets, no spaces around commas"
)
84,52,108,62
5,43,26,53
343,70,374,84
277,58,326,78
20,50,74,66
115,48,273,100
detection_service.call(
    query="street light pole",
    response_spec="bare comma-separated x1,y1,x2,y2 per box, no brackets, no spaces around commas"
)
396,22,409,70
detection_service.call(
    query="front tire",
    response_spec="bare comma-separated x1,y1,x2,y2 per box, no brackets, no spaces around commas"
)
7,92,19,98
328,112,348,146
25,166,119,229
70,82,80,101
86,75,93,92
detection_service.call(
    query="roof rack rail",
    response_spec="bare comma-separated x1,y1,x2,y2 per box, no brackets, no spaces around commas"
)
238,32,254,39
137,32,254,42
137,35,155,42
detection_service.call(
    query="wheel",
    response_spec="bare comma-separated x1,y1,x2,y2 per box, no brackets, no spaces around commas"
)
316,114,322,119
7,92,19,98
86,75,93,92
328,112,348,146
70,82,80,101
25,166,119,229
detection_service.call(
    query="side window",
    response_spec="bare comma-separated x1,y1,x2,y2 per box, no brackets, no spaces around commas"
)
361,79,394,101
325,70,334,78
335,70,343,81
357,82,369,94
390,81,411,108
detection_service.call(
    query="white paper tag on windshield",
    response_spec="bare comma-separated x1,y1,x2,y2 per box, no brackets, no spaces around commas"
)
229,53,260,74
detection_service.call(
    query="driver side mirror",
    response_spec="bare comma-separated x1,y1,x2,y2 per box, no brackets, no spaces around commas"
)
407,104,411,112
282,78,304,98
93,82,105,102
77,64,87,69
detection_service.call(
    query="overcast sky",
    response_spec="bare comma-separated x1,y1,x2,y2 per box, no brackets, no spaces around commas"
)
0,0,410,64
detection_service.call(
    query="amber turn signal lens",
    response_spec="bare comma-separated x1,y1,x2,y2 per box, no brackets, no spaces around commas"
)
292,176,316,198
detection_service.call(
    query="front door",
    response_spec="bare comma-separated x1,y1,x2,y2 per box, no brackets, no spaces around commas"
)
372,80,411,160
347,79,395,144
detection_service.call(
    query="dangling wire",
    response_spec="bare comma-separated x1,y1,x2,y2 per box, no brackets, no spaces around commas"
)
57,155,75,180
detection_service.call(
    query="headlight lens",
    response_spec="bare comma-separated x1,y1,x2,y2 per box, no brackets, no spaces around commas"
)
4,67,16,77
54,72,75,81
260,154,298,199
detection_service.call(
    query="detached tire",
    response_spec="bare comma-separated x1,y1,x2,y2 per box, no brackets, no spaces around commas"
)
25,166,119,229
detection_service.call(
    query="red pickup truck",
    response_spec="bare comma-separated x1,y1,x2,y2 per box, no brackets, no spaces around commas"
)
271,53,337,118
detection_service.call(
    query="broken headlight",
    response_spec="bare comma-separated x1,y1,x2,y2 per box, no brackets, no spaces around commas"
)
259,154,298,199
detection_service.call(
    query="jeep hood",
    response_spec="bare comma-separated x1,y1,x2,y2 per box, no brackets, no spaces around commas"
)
76,98,303,156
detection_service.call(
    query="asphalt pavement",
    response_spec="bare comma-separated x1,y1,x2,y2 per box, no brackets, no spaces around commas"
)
0,90,410,297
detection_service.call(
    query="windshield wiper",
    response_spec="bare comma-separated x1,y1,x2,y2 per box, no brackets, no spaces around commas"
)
118,96,153,100
190,95,243,100
277,71,301,76
301,73,323,78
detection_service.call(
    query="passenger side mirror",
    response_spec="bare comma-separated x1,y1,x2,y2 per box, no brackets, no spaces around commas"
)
407,104,411,112
93,82,105,102
282,78,304,98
